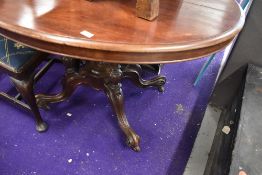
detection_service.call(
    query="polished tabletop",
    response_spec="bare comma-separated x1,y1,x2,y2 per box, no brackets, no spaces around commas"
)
0,0,244,64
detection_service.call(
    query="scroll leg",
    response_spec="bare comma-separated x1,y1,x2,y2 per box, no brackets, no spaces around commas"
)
11,75,48,132
36,74,84,108
104,82,141,152
123,65,166,92
36,57,81,108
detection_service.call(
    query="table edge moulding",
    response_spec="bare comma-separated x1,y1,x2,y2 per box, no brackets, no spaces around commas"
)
0,0,245,64
0,0,245,151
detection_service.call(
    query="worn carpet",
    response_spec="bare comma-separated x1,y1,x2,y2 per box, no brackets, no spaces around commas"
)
0,52,223,175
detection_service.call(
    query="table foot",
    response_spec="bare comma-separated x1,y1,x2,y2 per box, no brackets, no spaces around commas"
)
36,121,48,132
104,82,141,152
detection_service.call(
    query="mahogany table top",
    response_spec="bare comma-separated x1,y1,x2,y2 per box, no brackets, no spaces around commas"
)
0,0,244,64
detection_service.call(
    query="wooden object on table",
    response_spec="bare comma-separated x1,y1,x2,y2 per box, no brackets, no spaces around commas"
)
136,0,159,21
87,0,159,21
0,0,245,151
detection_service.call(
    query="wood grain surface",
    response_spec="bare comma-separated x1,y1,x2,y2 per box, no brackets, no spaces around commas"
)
0,0,245,64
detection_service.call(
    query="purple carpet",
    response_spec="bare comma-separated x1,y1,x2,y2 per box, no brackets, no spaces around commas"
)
0,52,223,175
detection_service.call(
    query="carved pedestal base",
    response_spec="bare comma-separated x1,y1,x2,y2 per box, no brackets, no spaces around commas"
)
36,58,166,151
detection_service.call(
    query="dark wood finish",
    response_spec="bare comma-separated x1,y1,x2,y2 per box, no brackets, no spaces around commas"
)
11,73,48,132
0,0,244,64
0,0,244,151
0,53,53,132
36,58,166,151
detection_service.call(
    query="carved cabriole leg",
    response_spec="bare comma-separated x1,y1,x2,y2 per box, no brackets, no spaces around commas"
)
36,57,84,107
102,64,141,152
35,60,141,151
123,64,166,92
104,83,141,152
36,73,85,107
11,74,48,132
34,59,167,152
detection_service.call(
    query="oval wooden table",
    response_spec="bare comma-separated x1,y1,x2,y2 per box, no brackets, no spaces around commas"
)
0,0,245,152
